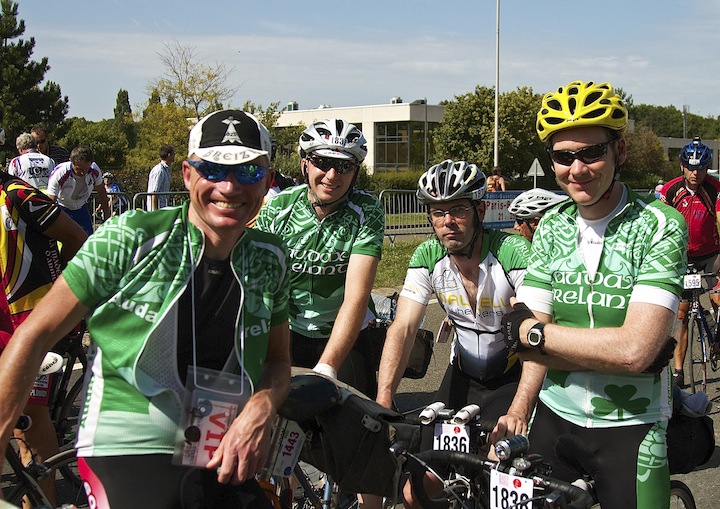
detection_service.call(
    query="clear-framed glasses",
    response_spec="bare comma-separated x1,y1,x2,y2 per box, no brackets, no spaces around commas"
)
428,205,473,225
307,154,358,175
547,139,616,166
186,159,267,184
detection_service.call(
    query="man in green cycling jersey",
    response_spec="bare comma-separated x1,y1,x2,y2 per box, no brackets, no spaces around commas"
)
255,119,384,397
255,119,384,509
0,110,291,509
502,80,687,509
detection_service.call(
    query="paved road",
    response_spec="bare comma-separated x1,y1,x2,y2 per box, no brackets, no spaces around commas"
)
373,287,720,509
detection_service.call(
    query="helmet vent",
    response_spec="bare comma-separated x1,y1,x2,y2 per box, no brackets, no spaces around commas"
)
585,91,603,106
568,97,577,115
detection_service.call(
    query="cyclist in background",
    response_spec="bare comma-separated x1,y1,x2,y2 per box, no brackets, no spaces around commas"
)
0,110,291,509
660,137,720,388
508,188,568,242
46,145,110,235
376,160,538,508
8,132,55,191
502,80,687,509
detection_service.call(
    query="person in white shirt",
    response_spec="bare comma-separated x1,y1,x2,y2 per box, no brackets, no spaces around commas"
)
146,144,175,210
8,133,55,191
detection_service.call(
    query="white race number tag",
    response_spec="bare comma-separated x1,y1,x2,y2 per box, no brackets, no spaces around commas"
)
684,274,702,289
433,423,470,452
490,469,533,509
265,420,305,478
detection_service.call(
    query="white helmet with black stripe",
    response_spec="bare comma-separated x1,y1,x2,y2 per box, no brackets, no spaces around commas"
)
298,118,367,163
417,159,486,205
508,188,568,219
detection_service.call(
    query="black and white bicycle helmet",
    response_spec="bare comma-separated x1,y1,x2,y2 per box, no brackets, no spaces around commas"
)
417,160,486,205
298,119,367,162
508,188,568,219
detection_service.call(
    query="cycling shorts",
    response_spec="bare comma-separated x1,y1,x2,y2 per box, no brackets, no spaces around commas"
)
60,205,94,236
77,454,273,509
290,329,377,399
27,372,58,406
528,400,670,509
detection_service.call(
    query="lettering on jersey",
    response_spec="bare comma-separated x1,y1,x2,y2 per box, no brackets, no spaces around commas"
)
552,270,633,309
108,293,158,323
245,318,270,337
289,248,349,276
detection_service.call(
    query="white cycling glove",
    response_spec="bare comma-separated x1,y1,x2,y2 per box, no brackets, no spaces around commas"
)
312,363,337,379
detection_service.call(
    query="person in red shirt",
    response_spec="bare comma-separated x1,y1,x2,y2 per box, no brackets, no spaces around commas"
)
660,137,720,387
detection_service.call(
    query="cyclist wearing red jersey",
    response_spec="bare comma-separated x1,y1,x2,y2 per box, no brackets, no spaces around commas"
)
660,137,720,388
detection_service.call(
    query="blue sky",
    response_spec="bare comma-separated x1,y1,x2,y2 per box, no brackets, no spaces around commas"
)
17,0,720,122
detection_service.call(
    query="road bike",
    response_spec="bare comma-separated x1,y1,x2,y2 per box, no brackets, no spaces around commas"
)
2,420,87,508
682,265,719,393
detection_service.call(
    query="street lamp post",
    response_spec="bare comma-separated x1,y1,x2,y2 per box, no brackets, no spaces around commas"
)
493,0,500,170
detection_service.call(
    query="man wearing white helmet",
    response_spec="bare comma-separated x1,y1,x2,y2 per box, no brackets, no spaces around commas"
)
255,119,384,398
508,188,568,242
376,159,536,507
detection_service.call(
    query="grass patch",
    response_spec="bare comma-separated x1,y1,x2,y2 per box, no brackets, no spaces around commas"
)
375,238,425,289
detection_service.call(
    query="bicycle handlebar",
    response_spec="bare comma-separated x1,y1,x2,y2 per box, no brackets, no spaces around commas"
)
404,449,594,509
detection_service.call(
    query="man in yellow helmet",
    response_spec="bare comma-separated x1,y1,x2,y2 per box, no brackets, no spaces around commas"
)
501,80,687,508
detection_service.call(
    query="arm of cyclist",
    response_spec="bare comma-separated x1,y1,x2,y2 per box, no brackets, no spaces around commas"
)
43,211,88,263
376,296,426,408
315,253,379,375
208,321,291,484
512,299,676,373
94,183,111,221
490,360,546,443
0,277,89,462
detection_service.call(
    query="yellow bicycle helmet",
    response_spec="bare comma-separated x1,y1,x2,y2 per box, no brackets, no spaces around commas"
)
536,80,628,142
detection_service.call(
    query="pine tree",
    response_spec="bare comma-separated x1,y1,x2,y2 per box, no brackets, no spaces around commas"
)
0,0,68,162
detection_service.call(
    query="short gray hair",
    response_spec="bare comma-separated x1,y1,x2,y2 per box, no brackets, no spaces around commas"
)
16,133,36,151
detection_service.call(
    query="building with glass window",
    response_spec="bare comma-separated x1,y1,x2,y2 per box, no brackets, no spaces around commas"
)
276,99,446,174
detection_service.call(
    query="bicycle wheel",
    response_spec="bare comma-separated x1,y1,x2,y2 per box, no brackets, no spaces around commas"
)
669,480,696,509
687,314,707,394
55,375,86,488
5,448,88,508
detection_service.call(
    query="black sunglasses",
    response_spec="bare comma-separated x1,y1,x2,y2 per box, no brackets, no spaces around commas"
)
307,154,358,174
515,218,529,226
547,139,616,166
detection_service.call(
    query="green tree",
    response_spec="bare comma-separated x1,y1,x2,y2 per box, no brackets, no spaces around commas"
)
151,40,237,119
0,0,68,163
431,86,544,183
621,128,674,188
114,88,136,149
59,118,128,170
125,100,188,195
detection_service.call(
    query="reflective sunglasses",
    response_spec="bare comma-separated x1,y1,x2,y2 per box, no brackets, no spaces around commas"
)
428,205,473,224
547,139,615,166
186,159,267,184
307,154,358,174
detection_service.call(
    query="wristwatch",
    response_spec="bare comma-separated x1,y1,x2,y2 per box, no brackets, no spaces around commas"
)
527,322,547,355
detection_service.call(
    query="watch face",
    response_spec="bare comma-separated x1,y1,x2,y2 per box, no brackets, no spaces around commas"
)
528,329,543,347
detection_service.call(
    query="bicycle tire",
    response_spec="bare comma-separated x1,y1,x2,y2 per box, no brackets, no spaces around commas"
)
5,448,88,508
688,313,707,394
669,479,696,509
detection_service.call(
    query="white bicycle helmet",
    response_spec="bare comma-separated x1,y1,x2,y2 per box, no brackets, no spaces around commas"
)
508,188,568,219
298,119,367,162
417,160,486,205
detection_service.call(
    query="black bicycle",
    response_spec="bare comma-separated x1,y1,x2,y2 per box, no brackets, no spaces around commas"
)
682,265,719,393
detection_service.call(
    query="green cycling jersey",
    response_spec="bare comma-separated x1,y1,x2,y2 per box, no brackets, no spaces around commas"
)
254,184,384,338
518,186,687,428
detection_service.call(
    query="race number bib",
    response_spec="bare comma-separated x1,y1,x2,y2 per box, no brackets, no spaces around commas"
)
490,469,533,509
433,423,470,452
684,274,702,289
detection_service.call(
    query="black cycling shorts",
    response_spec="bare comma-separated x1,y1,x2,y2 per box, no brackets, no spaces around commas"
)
78,454,274,509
